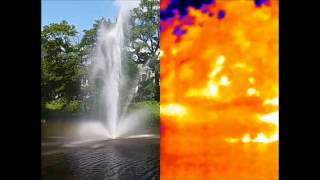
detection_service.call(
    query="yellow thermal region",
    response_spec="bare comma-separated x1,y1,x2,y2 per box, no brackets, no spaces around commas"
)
161,0,278,179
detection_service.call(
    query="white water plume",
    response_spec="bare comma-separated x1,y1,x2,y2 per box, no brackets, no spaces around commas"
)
88,9,151,139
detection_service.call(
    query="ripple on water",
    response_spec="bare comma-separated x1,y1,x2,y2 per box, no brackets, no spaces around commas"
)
42,138,160,180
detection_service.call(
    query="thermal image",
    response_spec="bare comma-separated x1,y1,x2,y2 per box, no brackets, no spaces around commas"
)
160,0,278,179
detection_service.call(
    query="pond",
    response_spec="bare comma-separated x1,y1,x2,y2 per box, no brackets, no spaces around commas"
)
42,122,160,180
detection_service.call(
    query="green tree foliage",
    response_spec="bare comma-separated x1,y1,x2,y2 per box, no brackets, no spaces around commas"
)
129,0,160,101
41,21,84,118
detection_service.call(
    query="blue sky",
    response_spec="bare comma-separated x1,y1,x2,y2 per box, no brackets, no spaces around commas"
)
42,0,139,37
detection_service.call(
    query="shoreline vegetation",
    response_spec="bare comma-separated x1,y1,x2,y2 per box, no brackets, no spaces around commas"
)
41,100,160,139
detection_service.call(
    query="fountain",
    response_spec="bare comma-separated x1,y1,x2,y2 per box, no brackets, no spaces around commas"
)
87,9,151,139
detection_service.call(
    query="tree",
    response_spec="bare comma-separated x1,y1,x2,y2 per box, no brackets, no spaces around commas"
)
41,21,84,118
129,0,160,101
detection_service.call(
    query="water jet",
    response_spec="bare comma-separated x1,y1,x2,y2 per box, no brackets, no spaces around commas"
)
88,9,152,140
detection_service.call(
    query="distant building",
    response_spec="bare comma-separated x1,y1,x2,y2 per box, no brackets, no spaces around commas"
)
137,64,155,82
134,64,155,94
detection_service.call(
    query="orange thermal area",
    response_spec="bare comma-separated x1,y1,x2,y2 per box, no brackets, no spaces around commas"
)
160,0,278,179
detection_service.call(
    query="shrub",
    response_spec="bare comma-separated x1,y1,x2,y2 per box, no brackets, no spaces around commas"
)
45,99,65,111
66,100,81,114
